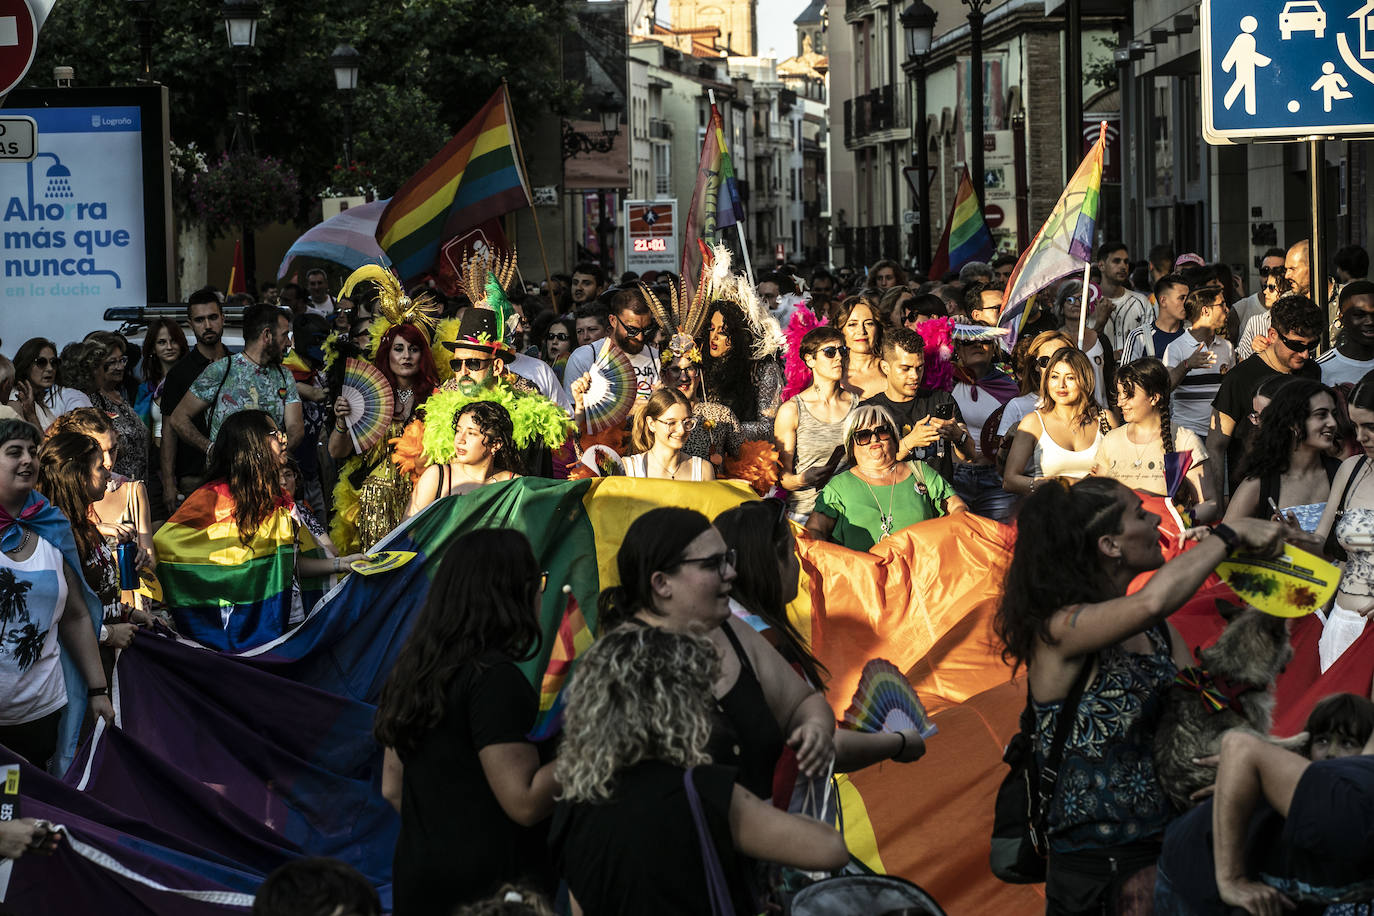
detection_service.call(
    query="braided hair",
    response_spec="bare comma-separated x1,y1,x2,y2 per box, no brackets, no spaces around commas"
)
1116,358,1174,453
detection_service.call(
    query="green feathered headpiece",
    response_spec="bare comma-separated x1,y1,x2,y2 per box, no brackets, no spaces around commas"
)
421,380,574,464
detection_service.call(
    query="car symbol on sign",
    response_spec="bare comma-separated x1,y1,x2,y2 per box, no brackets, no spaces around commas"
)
1280,0,1327,39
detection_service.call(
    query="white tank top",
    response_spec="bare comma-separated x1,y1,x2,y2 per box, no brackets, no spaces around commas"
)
623,453,707,481
1030,410,1101,480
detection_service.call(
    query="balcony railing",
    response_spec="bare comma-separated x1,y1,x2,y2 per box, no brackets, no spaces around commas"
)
649,118,673,140
843,84,897,145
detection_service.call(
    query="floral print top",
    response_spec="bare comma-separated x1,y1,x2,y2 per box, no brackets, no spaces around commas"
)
1032,625,1176,853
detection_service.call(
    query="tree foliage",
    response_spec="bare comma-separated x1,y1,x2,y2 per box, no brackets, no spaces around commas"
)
28,0,577,210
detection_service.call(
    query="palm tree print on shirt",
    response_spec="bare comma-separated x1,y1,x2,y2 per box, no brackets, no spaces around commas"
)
0,568,44,672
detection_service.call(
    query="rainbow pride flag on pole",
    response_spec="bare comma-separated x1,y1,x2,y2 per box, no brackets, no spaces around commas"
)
376,86,532,282
999,121,1107,345
682,100,747,289
928,168,994,280
153,482,330,652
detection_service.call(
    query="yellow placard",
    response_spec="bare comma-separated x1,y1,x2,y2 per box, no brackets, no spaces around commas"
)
1216,544,1340,618
349,550,418,576
3,765,18,795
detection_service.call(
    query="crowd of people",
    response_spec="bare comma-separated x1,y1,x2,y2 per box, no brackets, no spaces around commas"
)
2,236,1374,914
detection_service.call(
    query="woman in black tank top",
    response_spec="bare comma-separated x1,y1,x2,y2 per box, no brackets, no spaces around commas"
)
599,507,836,799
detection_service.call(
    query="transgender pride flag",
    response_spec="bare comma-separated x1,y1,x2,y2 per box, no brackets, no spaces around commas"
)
999,121,1107,345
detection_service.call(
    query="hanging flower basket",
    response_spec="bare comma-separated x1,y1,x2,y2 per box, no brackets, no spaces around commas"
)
320,160,379,200
190,152,301,236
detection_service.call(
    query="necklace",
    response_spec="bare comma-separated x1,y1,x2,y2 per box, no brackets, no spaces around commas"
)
397,388,413,406
858,463,898,537
1125,425,1157,469
651,451,683,479
3,527,31,557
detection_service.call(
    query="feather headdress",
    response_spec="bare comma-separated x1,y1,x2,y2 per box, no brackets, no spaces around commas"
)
639,263,712,363
460,248,518,344
340,263,441,360
701,243,786,359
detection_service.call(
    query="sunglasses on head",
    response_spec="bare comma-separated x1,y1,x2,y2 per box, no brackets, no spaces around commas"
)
1275,331,1319,353
818,345,849,359
33,356,59,369
852,425,895,446
451,357,493,372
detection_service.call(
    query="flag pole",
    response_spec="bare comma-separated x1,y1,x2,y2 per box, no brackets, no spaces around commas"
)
502,79,556,295
708,89,757,285
1077,257,1091,349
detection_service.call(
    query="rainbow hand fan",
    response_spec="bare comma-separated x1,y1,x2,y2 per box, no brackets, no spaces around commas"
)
840,658,937,738
341,357,395,453
581,343,637,434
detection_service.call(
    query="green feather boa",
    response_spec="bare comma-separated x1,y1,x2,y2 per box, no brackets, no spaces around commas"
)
421,381,574,465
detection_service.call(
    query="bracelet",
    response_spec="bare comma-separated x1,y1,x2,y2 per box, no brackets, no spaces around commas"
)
1212,523,1241,553
892,731,907,760
88,686,109,698
332,557,341,573
334,421,347,433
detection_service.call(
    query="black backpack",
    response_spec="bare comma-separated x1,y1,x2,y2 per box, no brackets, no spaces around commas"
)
990,657,1093,884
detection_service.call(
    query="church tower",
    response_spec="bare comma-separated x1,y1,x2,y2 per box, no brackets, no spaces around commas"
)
668,0,757,56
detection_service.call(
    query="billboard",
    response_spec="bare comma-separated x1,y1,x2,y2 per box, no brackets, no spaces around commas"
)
623,199,677,273
0,87,170,348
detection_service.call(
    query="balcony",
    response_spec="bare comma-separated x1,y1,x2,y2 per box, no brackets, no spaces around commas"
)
843,85,899,147
649,118,673,140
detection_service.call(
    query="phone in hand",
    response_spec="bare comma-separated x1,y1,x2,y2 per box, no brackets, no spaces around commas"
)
933,401,955,421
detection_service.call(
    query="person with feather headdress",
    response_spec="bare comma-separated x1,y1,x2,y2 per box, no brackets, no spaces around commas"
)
325,265,442,554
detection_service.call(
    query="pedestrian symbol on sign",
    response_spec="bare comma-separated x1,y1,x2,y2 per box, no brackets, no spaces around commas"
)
1312,61,1354,110
1223,16,1271,115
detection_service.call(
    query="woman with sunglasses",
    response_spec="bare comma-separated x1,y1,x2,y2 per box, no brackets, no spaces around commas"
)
600,507,835,803
376,528,558,912
1004,347,1116,497
775,327,859,523
8,338,92,432
405,401,524,518
994,331,1077,465
950,325,1021,520
806,404,966,551
623,388,716,480
659,353,742,465
71,332,149,485
540,316,575,382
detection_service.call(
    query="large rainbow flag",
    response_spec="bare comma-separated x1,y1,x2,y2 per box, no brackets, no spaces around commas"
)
999,121,1107,345
153,482,330,652
375,86,532,282
928,167,994,280
681,101,746,292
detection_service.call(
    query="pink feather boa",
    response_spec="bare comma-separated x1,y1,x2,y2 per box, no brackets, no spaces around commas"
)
780,306,826,401
914,317,955,393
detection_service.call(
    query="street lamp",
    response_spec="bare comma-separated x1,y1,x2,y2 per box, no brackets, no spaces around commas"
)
221,0,261,293
330,44,361,165
962,0,990,206
560,90,624,274
901,1,937,273
126,0,155,79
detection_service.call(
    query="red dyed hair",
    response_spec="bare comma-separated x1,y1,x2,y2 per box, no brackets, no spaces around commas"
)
375,322,439,404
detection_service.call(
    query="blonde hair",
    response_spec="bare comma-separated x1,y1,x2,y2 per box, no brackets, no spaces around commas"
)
629,386,693,454
1038,346,1101,428
555,626,718,803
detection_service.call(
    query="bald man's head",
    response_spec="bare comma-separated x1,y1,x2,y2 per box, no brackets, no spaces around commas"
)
1285,239,1311,297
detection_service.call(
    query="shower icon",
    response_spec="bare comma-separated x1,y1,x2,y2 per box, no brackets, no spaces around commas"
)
42,158,73,199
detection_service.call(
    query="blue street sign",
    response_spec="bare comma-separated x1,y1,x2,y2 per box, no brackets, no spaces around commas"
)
1201,0,1374,142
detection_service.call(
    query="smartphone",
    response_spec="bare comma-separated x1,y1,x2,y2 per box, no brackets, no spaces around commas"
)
934,402,955,421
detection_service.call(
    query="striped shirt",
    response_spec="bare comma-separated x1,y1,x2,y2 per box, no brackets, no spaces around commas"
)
1315,348,1374,388
1238,312,1272,359
1121,322,1187,365
1163,333,1236,439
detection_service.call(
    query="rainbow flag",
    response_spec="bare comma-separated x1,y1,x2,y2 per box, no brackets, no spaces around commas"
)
375,86,532,282
153,481,329,652
681,102,745,290
999,121,1107,345
928,168,994,280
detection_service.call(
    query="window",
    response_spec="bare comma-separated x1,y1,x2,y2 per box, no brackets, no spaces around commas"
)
653,144,671,197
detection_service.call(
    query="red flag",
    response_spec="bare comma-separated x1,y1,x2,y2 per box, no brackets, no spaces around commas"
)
228,239,246,294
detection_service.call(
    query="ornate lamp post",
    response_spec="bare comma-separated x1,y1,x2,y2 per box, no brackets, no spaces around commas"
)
221,0,261,292
330,44,361,165
561,91,624,273
963,0,990,205
901,1,937,273
126,0,155,79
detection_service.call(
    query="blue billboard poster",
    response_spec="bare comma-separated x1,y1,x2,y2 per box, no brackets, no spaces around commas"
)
0,87,170,350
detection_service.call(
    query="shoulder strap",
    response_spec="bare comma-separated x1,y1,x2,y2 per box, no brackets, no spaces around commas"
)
204,357,234,432
683,767,737,916
1257,473,1280,519
1337,456,1368,516
1036,654,1095,819
719,619,757,679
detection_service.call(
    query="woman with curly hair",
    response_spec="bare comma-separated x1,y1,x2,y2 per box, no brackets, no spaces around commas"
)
1093,358,1211,514
1222,378,1338,533
599,507,834,801
155,410,361,650
994,476,1283,912
549,625,847,915
1003,346,1117,496
71,332,149,484
7,337,91,431
405,401,524,518
134,317,188,450
622,388,716,480
700,300,783,441
375,528,557,913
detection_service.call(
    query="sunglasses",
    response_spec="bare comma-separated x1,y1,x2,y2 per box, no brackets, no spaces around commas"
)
1259,265,1287,277
1275,331,1319,354
33,356,60,369
818,345,849,359
451,357,493,372
665,364,700,377
676,548,736,577
852,426,895,446
613,316,652,338
546,332,569,342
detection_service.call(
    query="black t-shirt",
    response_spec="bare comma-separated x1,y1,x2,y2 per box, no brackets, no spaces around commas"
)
161,348,217,479
392,652,552,916
861,390,963,481
550,762,753,916
1212,354,1321,489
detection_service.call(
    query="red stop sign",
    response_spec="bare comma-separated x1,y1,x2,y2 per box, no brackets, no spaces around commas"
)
985,204,1005,229
0,0,37,97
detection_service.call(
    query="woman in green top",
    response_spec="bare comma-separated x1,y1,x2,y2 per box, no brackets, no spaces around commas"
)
806,404,966,550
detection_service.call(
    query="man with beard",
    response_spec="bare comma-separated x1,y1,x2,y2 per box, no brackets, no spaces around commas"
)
569,262,607,307
562,287,660,407
169,303,303,462
160,288,230,511
860,327,972,482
